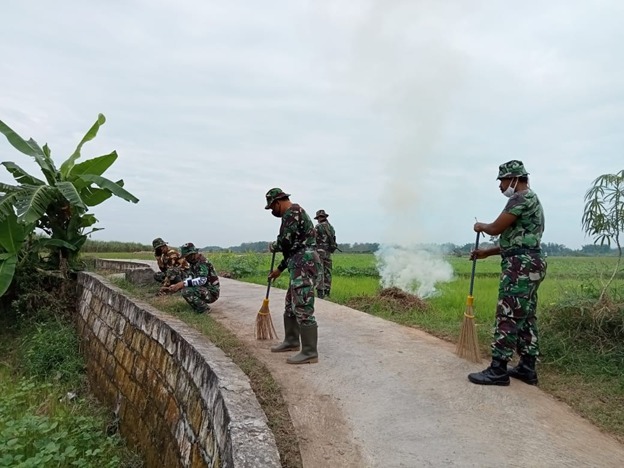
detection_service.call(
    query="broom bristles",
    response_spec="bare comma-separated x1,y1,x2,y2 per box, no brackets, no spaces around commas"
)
455,301,481,363
255,298,278,340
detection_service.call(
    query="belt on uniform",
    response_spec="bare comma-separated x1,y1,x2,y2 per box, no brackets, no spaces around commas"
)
501,248,541,258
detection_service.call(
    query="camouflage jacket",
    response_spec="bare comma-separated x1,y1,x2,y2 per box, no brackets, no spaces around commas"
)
499,189,545,251
314,220,337,253
272,204,316,271
183,254,220,292
156,248,189,273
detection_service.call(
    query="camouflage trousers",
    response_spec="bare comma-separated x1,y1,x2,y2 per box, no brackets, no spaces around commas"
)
316,250,332,296
154,267,185,286
182,285,219,313
492,253,547,361
285,250,320,326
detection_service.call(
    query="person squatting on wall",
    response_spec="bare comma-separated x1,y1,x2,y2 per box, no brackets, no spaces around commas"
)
314,209,338,299
152,237,189,287
264,187,321,364
468,160,547,386
160,242,220,314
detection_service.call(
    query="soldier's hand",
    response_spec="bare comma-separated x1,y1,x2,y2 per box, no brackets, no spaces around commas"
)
169,282,184,292
470,249,489,260
268,269,282,280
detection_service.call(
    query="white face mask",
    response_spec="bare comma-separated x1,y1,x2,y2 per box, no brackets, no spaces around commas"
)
502,178,518,198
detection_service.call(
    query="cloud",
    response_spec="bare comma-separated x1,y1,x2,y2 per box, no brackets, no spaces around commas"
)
1,0,623,250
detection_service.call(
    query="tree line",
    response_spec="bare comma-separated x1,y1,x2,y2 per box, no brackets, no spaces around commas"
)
79,239,621,257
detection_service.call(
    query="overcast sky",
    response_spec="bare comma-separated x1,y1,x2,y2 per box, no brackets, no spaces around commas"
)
2,0,623,250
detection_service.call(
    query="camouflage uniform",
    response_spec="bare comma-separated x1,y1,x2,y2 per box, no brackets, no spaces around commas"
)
152,237,189,286
493,185,547,361
271,203,319,326
468,160,547,386
314,209,337,298
179,243,220,313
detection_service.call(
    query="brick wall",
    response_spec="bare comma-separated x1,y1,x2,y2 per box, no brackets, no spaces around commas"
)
76,272,281,468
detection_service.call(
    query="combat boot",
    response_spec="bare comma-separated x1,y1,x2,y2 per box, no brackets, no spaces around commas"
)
468,359,510,386
287,323,318,364
509,355,538,385
316,289,325,299
271,314,300,353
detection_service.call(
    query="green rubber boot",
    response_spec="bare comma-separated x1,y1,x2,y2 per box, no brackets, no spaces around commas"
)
271,314,300,353
287,323,318,364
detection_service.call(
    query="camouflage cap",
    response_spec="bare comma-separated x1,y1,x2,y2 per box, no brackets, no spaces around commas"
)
152,237,167,249
180,242,199,256
314,209,329,219
497,160,529,180
264,187,291,209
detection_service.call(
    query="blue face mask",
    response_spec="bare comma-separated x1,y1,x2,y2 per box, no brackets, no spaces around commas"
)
503,178,518,198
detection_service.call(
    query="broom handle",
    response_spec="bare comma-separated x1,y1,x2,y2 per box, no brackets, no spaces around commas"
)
469,231,480,296
265,251,277,299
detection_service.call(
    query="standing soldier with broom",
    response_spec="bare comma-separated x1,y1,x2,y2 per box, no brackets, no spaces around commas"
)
265,188,320,364
468,160,547,386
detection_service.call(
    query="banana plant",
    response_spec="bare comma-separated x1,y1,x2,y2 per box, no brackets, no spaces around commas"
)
0,114,139,294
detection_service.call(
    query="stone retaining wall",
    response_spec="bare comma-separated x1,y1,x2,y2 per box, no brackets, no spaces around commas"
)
76,270,280,468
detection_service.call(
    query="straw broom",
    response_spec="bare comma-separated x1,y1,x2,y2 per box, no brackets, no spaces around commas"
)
455,231,481,363
255,251,278,340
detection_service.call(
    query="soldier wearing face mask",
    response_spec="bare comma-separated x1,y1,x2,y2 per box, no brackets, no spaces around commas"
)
467,160,547,387
264,187,320,365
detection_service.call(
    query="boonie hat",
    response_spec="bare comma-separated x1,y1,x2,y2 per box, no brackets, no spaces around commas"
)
497,160,529,180
180,242,199,256
152,237,167,249
314,209,329,219
264,187,291,209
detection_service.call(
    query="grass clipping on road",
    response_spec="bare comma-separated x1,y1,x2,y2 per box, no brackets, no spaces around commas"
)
347,287,428,314
108,278,303,468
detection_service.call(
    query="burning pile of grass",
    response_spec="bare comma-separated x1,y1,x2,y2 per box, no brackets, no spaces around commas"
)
346,286,428,314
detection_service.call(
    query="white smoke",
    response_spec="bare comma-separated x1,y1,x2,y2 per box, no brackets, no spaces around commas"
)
315,2,468,297
375,244,454,298
345,2,465,297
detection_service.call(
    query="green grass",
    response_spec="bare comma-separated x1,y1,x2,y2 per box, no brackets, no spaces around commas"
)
0,317,142,468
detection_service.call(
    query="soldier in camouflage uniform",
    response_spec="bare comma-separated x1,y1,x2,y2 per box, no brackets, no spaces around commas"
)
468,160,547,386
152,237,189,286
314,209,337,298
162,243,220,313
265,188,320,364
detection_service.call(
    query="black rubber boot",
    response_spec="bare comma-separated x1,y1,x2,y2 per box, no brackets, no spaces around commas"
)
468,359,510,386
287,323,318,364
271,314,300,353
509,355,538,385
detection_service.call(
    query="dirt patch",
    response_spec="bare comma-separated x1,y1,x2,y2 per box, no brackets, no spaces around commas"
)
347,287,428,314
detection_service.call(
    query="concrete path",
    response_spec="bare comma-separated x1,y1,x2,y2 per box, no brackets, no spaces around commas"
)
135,262,624,467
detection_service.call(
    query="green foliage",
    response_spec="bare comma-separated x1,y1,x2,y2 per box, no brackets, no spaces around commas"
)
0,114,139,296
213,252,263,278
0,377,141,468
20,320,85,381
582,169,624,250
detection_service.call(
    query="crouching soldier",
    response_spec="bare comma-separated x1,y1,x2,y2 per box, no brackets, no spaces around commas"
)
152,237,189,287
161,242,220,313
